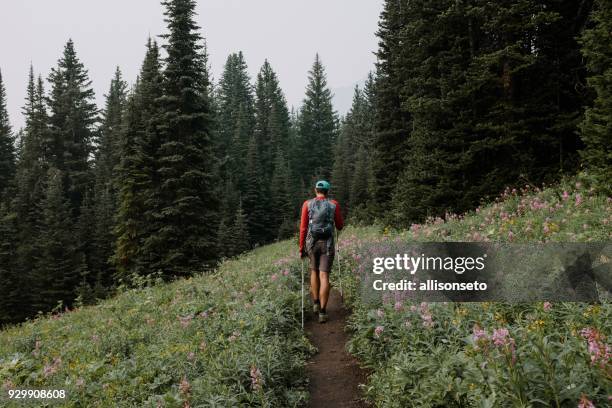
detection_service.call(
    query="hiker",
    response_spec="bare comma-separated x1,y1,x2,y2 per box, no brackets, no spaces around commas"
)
299,180,344,323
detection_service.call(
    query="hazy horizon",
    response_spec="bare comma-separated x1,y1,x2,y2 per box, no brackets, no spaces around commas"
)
0,0,383,130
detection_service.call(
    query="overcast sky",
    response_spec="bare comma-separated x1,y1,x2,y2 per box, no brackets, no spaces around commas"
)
0,0,383,130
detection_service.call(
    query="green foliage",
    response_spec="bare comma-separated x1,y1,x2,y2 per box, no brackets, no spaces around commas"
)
46,39,97,215
336,180,612,407
0,241,312,407
0,69,15,198
114,39,164,282
297,54,338,181
148,0,219,276
579,0,612,193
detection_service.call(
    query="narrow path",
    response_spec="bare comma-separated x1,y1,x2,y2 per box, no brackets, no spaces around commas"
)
305,289,369,408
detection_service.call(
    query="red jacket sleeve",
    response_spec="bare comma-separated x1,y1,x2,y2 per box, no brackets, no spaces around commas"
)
299,200,309,251
332,200,344,231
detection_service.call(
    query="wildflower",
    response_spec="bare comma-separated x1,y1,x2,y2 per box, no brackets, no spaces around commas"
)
199,341,207,351
580,327,611,368
228,330,241,342
179,377,191,396
376,309,385,318
508,230,514,241
543,302,552,311
76,378,85,388
394,301,403,312
562,191,569,201
472,325,488,344
282,269,289,276
43,357,62,378
404,320,412,328
575,194,583,206
421,313,434,328
187,352,195,361
374,326,384,338
179,315,193,328
492,328,512,347
271,273,278,281
32,340,42,357
198,311,209,318
250,365,263,391
577,395,595,408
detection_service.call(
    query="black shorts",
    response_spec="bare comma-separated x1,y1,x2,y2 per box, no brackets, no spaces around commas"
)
308,240,335,273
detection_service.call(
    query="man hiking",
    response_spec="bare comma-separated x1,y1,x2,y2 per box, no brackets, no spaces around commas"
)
299,180,344,323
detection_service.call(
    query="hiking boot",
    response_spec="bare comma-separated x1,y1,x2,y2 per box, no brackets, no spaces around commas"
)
313,303,320,314
318,312,328,323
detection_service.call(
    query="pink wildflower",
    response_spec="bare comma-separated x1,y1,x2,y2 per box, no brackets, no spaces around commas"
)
250,365,263,391
562,191,569,201
577,395,595,408
472,325,488,344
282,269,289,276
543,302,552,311
374,326,384,338
271,273,278,281
575,194,583,206
394,301,403,312
179,377,191,396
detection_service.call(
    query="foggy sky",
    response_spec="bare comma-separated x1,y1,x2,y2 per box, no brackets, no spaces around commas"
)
0,0,383,130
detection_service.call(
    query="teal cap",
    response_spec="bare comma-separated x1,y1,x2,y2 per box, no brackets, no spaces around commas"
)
315,180,331,190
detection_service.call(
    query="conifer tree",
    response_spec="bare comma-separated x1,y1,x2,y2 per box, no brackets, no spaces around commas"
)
115,39,164,281
216,52,255,187
46,39,98,215
150,0,219,276
271,149,294,239
242,135,268,245
371,0,411,212
37,168,85,311
580,0,611,191
230,202,250,255
254,60,290,178
298,54,338,181
0,69,15,197
91,67,127,288
0,201,22,324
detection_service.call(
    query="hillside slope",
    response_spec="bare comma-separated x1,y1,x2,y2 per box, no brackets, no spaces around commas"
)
0,242,311,407
336,179,611,407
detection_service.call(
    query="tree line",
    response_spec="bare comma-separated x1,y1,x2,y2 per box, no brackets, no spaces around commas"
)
0,0,339,324
0,0,609,324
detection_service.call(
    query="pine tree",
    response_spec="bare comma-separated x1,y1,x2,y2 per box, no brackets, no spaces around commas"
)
229,202,250,255
371,0,412,212
298,54,338,181
46,39,98,215
37,168,85,311
216,52,255,187
242,135,268,245
0,69,15,198
115,39,164,281
254,60,290,178
271,149,294,239
0,201,23,324
89,67,127,289
150,0,219,276
580,0,611,191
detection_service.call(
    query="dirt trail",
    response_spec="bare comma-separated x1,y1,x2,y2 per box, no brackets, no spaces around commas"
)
305,289,369,408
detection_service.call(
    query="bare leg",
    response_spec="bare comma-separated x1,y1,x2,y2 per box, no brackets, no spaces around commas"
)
310,269,319,301
319,271,330,311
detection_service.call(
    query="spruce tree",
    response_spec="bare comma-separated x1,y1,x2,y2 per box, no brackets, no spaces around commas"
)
242,135,268,246
215,52,255,191
371,0,412,212
298,54,338,181
91,67,127,289
254,60,290,178
0,201,22,324
115,39,164,281
46,39,98,215
0,69,15,198
37,168,84,311
580,0,611,191
230,202,250,255
150,0,219,276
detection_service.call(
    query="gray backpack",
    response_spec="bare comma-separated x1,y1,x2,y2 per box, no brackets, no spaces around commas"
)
307,199,335,241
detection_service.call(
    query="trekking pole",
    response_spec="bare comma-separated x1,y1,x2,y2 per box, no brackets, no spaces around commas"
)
301,257,305,329
337,230,343,299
